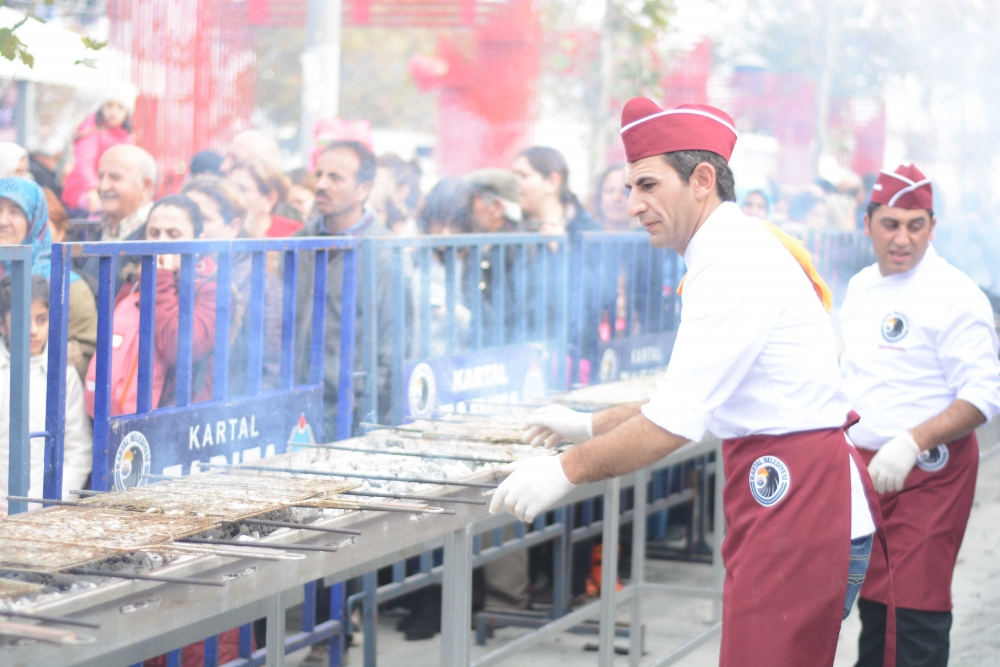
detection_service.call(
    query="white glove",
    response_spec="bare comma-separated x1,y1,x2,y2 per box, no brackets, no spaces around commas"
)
868,431,921,494
521,405,593,448
489,455,576,523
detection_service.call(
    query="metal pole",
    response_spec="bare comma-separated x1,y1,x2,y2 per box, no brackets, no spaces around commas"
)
630,468,649,666
300,0,343,161
43,244,70,502
441,524,473,667
362,571,377,667
598,477,621,666
266,590,286,667
7,254,30,514
712,441,726,622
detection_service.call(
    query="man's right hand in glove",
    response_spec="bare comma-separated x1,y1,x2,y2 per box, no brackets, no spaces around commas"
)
521,404,593,448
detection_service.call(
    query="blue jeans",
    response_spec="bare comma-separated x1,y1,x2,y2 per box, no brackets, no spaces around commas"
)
844,533,873,620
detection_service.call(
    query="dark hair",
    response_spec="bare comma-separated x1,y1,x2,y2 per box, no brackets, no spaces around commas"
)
594,163,626,221
321,140,376,186
866,201,934,221
417,178,472,234
377,153,423,211
149,194,205,238
287,167,315,190
0,274,49,320
190,150,224,177
518,146,580,209
95,104,133,133
182,176,247,227
660,151,736,202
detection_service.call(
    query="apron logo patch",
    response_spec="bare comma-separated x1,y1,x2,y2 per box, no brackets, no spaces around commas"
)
881,312,909,342
749,456,790,507
916,444,948,472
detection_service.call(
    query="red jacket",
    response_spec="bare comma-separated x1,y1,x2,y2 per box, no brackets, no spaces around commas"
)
85,259,218,417
61,112,133,210
144,628,244,667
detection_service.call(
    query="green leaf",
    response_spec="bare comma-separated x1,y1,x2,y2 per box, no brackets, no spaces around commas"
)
81,37,107,52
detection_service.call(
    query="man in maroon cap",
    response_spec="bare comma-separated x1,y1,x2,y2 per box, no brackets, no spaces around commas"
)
840,164,1000,666
492,99,894,666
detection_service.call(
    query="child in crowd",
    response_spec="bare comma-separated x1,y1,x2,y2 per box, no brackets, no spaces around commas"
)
0,274,92,514
61,86,136,214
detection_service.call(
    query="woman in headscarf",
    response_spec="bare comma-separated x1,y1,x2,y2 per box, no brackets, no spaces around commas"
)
0,177,97,377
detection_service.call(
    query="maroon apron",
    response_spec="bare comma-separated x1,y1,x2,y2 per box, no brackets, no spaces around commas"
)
857,432,977,611
719,414,895,667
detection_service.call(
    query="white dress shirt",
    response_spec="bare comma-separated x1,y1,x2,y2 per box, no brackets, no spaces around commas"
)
641,202,873,538
840,244,1000,450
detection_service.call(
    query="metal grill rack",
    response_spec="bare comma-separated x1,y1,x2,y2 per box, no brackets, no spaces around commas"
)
1,376,723,667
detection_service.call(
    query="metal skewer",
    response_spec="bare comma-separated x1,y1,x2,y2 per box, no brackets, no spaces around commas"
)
0,610,100,629
1,568,226,587
292,501,455,515
0,620,95,644
176,538,343,553
74,486,489,506
204,462,500,489
158,543,301,561
238,518,361,536
360,422,525,445
342,490,486,506
289,441,515,465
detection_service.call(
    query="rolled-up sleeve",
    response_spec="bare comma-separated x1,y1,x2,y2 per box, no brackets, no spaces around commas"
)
642,259,791,441
937,293,1000,421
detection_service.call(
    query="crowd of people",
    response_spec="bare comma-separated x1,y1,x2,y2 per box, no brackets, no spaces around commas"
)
4,89,981,662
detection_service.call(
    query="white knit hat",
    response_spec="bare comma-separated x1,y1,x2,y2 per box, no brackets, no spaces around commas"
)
104,82,138,114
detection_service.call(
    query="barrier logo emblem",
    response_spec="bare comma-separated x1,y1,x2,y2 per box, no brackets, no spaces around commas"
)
749,456,790,507
598,348,619,384
408,362,437,419
289,414,315,447
881,312,909,343
916,444,949,472
115,431,152,490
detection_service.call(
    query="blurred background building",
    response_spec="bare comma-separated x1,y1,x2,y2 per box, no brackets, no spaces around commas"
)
0,0,998,286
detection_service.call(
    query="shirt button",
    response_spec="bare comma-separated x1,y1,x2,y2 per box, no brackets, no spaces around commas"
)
481,260,490,270
479,281,486,291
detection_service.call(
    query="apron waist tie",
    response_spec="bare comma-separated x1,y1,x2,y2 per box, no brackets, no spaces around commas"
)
844,411,896,667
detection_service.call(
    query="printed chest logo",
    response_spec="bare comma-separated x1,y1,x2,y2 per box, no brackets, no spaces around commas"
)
915,444,948,472
881,312,909,343
749,456,791,507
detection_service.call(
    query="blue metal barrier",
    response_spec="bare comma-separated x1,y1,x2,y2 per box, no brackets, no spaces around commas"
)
800,229,876,304
2,245,32,515
45,237,358,667
572,231,681,385
359,233,569,426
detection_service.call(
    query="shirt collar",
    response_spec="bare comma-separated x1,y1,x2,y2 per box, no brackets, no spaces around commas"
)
310,210,377,237
879,242,938,282
682,201,739,270
106,201,152,241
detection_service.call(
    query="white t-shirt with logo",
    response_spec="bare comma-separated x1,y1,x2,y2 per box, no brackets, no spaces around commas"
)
839,244,1000,450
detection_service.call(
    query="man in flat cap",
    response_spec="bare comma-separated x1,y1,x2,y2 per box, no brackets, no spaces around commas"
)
840,164,1000,667
491,99,893,667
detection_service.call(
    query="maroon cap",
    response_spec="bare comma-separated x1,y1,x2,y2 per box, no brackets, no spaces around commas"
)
870,164,933,210
620,98,738,163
